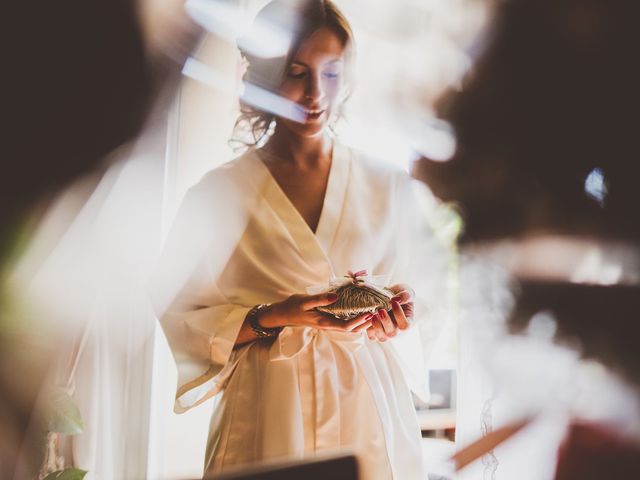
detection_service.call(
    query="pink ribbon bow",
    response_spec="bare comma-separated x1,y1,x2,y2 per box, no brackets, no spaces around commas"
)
346,269,368,284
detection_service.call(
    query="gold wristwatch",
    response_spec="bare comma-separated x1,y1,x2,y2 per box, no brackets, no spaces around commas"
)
247,304,282,338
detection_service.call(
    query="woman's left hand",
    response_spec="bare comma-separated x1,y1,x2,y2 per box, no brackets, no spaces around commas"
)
366,284,415,342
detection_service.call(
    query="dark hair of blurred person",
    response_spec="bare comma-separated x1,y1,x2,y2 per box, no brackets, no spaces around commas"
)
414,0,640,477
418,0,640,385
417,0,640,242
3,0,150,266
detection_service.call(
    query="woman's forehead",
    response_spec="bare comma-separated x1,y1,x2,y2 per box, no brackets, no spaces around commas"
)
292,27,346,64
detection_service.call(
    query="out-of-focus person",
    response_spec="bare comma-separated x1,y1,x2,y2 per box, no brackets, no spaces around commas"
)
415,0,640,478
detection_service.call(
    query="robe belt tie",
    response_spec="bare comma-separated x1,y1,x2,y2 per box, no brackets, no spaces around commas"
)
268,326,364,449
269,326,365,361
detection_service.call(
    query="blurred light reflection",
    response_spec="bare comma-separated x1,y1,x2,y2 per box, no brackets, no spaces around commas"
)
186,0,293,58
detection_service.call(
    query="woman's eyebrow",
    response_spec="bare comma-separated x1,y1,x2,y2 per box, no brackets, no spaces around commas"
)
290,58,343,68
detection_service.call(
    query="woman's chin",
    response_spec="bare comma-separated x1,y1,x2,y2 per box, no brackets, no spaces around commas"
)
283,119,327,139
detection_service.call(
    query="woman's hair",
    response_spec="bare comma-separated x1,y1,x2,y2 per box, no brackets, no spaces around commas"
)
230,0,354,150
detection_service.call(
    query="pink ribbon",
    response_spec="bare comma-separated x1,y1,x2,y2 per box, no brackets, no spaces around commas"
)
346,269,368,284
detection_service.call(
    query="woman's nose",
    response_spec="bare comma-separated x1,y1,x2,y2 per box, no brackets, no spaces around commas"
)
304,73,323,101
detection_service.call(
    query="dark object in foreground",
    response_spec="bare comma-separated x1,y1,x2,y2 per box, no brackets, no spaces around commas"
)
411,0,640,477
203,453,359,480
555,423,640,480
416,0,640,243
509,281,640,388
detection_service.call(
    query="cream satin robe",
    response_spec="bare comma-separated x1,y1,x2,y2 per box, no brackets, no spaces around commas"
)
157,143,445,480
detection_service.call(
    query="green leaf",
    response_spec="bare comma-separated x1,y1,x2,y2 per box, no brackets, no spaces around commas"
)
43,468,88,480
48,391,84,434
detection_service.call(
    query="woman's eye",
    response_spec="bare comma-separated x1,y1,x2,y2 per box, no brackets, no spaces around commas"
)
323,71,340,79
287,70,306,79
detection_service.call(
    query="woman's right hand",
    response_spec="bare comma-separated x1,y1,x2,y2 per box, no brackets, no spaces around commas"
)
258,292,373,333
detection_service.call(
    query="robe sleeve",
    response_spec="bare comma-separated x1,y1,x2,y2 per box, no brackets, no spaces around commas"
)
151,167,256,413
161,268,252,413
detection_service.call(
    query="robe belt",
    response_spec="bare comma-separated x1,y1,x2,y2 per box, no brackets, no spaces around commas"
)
268,326,364,450
268,326,365,361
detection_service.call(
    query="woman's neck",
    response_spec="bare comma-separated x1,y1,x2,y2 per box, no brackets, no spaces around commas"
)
264,128,333,169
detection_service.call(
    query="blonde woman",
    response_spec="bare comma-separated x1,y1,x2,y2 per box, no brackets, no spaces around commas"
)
158,1,445,478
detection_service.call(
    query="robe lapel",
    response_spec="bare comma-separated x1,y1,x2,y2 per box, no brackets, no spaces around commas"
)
314,142,351,258
241,146,351,279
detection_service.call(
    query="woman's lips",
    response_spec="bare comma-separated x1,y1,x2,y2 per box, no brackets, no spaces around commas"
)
297,106,326,122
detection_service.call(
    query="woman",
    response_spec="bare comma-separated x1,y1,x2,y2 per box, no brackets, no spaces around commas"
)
158,1,445,478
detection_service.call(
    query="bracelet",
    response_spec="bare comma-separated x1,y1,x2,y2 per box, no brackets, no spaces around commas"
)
247,304,282,338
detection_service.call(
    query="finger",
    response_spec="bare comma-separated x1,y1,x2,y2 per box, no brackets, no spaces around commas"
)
389,284,414,304
401,302,414,320
352,320,373,333
367,315,378,341
301,292,338,310
391,300,410,330
343,312,374,331
371,315,389,342
377,309,397,337
311,312,346,329
366,325,377,341
390,290,413,306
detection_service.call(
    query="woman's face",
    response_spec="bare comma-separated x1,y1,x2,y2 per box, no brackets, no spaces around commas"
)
277,27,347,138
